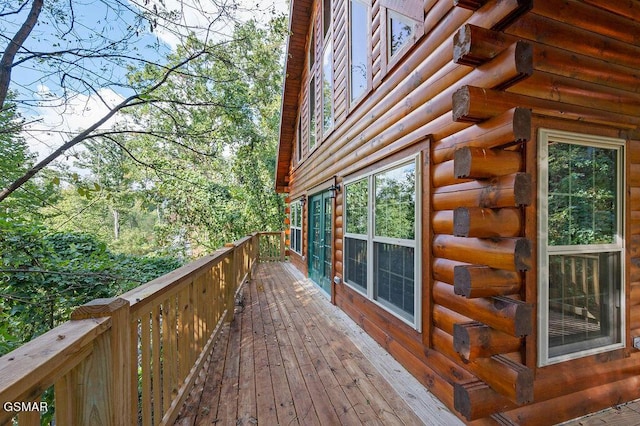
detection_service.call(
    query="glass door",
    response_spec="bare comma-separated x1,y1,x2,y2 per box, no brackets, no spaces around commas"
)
308,191,332,296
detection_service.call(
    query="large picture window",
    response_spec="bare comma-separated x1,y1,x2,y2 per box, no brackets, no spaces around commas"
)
322,40,334,135
290,199,303,255
344,157,420,327
538,129,625,366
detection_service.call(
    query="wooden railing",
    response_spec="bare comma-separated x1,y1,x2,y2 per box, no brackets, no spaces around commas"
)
259,231,286,261
0,231,283,425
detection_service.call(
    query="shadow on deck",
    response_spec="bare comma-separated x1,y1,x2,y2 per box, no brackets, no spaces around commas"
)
174,262,460,426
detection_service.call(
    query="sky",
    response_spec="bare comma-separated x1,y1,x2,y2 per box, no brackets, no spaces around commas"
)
1,0,288,166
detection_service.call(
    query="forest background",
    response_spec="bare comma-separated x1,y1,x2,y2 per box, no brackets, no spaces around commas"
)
0,0,287,357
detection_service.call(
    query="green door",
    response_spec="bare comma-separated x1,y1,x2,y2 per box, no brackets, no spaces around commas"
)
308,191,332,296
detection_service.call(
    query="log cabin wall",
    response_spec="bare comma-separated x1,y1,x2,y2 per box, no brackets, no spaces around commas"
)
278,0,640,424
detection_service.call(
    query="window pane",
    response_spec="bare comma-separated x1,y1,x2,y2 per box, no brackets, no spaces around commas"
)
309,77,316,149
374,242,414,319
345,237,367,292
548,252,622,358
389,12,414,58
375,162,415,240
346,178,368,235
350,0,368,102
548,142,618,246
322,41,334,134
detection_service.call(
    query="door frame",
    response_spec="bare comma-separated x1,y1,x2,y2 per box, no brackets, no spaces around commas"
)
306,178,337,301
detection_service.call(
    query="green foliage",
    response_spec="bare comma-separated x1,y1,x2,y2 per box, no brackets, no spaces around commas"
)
0,218,182,355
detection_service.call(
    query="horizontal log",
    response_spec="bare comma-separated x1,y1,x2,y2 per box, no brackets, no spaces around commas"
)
508,71,640,118
433,234,531,272
432,210,454,235
476,355,533,405
507,12,640,70
454,380,515,420
532,0,640,47
582,0,640,21
433,173,532,212
432,160,472,188
453,207,522,238
454,147,522,179
433,281,532,336
433,304,473,335
454,24,513,67
454,321,522,362
454,0,488,12
453,85,640,128
433,328,533,405
433,107,531,164
454,264,522,298
433,258,469,284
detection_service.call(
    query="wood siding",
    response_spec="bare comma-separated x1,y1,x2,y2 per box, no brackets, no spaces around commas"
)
279,0,640,423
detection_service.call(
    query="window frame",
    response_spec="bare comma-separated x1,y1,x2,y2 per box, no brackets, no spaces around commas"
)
379,0,423,76
343,155,422,330
322,38,334,137
537,128,626,366
348,0,371,107
290,199,303,255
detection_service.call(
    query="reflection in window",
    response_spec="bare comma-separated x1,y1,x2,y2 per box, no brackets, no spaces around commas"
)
350,0,369,103
539,130,624,365
375,162,416,240
309,77,316,149
322,40,334,134
346,178,368,235
388,10,416,58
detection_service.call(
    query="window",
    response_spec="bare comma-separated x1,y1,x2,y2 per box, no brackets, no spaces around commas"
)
309,76,316,150
323,0,331,37
350,0,369,103
322,41,333,135
290,199,303,254
387,10,418,58
344,157,420,327
296,116,302,163
538,129,625,366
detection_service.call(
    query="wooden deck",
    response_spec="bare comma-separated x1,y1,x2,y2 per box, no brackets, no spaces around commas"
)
174,261,460,426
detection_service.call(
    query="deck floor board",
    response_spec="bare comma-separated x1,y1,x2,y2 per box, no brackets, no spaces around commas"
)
175,262,428,425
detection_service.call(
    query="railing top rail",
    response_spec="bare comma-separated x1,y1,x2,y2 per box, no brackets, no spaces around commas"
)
0,317,110,406
122,233,260,314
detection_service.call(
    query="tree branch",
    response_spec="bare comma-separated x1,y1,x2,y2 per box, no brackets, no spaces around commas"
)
0,0,43,110
0,49,207,203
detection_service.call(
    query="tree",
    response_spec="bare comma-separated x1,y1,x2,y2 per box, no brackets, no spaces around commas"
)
0,0,280,203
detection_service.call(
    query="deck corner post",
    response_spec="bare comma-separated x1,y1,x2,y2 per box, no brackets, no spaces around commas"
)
69,297,133,425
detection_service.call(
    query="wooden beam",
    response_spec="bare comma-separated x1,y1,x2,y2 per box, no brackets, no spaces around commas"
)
433,235,531,272
454,264,522,298
454,380,515,421
433,107,531,164
454,147,523,179
433,160,472,188
454,0,488,11
433,281,532,337
433,257,469,285
432,210,454,235
452,85,640,128
453,321,522,362
432,173,532,211
453,24,511,67
453,207,522,238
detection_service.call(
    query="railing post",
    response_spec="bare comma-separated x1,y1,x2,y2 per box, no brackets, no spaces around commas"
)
280,231,286,261
224,243,237,322
68,297,132,425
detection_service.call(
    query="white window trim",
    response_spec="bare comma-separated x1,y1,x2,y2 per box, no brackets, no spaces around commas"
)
537,128,626,367
343,155,422,331
290,199,303,255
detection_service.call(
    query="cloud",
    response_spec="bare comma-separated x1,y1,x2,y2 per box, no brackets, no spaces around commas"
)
24,86,127,165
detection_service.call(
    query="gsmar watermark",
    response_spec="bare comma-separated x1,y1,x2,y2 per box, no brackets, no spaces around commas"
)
3,401,48,412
